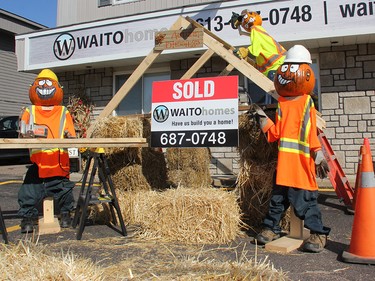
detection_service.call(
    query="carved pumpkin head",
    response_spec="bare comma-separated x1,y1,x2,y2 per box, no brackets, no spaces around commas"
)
274,63,315,97
240,10,262,32
274,45,315,97
29,69,63,106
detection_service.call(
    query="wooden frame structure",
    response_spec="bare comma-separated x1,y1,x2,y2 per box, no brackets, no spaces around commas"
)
86,15,325,137
0,16,326,249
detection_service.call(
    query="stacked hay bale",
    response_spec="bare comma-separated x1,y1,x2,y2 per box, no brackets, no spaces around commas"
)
120,187,244,244
89,115,243,244
166,147,212,188
236,105,283,232
91,115,168,191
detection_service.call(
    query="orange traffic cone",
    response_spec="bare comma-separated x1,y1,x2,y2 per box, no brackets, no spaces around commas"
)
352,145,364,210
341,138,375,264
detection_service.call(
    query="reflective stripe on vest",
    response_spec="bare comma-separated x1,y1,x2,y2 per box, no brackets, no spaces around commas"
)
279,96,313,157
253,26,286,73
59,107,67,139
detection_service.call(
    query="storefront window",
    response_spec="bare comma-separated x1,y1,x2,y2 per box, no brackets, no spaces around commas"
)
114,72,170,115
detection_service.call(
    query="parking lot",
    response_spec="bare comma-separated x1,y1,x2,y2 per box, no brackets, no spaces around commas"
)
0,163,374,280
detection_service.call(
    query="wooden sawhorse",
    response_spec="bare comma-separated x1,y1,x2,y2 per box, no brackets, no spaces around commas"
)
72,149,127,240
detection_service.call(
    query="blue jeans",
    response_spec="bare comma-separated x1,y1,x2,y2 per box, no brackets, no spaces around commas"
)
262,174,331,235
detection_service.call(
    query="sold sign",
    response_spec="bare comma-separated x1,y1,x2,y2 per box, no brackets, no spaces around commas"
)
151,76,238,148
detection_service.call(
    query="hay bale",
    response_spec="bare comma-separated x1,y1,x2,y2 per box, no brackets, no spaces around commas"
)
166,147,212,188
90,115,168,191
117,187,244,244
236,106,280,231
0,241,104,280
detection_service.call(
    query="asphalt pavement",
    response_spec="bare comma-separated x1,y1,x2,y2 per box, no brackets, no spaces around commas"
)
0,163,374,281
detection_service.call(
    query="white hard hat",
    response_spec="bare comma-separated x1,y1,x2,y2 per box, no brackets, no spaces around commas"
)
283,45,312,64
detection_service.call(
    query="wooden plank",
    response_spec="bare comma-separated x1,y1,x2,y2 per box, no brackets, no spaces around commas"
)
265,236,305,253
42,197,55,224
265,209,309,253
0,138,147,149
289,208,310,239
38,217,60,235
38,197,60,235
154,28,203,50
219,64,235,76
180,49,214,79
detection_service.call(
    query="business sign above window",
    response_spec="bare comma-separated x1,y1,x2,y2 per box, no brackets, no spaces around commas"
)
151,76,238,148
16,0,375,70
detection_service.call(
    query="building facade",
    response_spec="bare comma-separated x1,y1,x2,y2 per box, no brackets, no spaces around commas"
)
15,0,375,176
0,9,46,116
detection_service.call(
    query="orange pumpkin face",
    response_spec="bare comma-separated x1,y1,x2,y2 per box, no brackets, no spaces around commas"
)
274,63,315,97
29,78,63,106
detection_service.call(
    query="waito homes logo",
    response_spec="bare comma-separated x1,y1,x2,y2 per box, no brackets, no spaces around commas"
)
153,105,169,123
53,33,75,60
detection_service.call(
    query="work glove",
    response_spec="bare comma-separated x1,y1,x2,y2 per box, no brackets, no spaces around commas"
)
314,150,329,179
248,104,273,132
233,47,249,59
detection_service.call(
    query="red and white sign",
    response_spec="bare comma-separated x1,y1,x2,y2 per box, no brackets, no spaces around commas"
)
151,76,238,147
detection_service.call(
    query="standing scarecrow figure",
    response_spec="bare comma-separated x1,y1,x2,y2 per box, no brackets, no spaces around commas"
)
18,69,76,233
252,45,330,253
232,10,286,103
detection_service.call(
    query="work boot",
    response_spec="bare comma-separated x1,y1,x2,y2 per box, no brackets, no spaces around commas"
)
303,233,327,253
255,228,280,245
20,217,34,233
60,212,71,228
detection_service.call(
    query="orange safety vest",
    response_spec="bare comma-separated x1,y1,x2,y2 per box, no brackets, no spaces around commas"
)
21,105,76,178
266,95,321,191
248,26,286,76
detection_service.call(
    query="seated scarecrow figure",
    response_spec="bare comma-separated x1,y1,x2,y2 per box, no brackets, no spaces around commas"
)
18,69,76,233
252,45,330,253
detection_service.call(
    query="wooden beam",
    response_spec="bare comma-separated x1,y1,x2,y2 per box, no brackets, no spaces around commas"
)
86,49,162,138
219,64,235,76
0,138,147,149
180,49,214,79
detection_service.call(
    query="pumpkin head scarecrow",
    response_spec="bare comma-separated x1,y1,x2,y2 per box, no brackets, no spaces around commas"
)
251,45,331,253
274,44,315,97
29,68,63,106
232,9,286,104
18,69,76,233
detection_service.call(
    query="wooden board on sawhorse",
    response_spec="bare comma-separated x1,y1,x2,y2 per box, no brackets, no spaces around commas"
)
38,197,61,235
265,208,310,253
72,148,127,240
